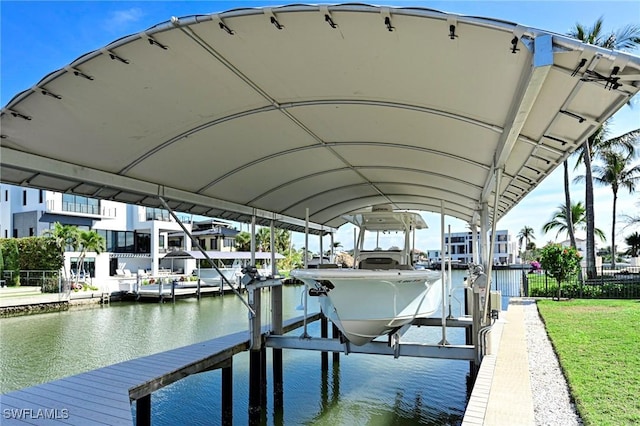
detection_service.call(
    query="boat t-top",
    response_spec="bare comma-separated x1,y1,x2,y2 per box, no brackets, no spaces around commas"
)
291,205,444,345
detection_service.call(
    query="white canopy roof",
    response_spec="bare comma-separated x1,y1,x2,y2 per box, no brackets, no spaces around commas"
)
2,4,639,234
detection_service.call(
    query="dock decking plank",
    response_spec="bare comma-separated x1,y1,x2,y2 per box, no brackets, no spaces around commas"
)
46,378,131,403
4,389,129,425
60,375,130,395
16,386,132,421
0,395,59,426
70,369,144,389
1,314,320,424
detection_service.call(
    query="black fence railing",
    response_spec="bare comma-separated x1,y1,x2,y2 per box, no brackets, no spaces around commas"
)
16,270,62,293
523,265,640,299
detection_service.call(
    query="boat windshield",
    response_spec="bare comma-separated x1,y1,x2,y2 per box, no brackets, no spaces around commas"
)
360,230,407,252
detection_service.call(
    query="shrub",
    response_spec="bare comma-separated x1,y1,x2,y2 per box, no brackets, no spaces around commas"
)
540,244,582,300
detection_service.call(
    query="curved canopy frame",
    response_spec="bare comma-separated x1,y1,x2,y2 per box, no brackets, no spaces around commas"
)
2,4,639,234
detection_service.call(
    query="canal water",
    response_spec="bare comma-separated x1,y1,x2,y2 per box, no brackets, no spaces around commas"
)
0,269,516,425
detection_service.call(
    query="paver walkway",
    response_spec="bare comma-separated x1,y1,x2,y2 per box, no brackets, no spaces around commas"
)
463,299,535,425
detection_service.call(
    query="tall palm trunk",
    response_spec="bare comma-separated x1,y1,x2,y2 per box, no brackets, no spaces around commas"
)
611,188,618,269
564,160,577,249
583,140,597,279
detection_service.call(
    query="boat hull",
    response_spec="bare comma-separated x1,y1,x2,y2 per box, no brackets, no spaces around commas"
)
291,269,443,345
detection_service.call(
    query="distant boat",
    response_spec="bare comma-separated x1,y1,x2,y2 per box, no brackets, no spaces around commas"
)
163,250,283,287
291,205,443,345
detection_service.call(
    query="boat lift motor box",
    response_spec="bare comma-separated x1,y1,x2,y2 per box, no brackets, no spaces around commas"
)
490,290,502,312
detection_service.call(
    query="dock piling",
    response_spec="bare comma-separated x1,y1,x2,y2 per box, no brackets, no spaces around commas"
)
136,394,151,426
332,323,340,363
271,284,284,409
222,358,233,426
321,316,328,370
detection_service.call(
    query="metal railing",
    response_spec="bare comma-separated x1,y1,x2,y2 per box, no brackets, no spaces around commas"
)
523,265,640,299
17,270,62,293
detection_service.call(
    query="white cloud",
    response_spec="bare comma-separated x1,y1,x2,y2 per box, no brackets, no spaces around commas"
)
104,8,145,32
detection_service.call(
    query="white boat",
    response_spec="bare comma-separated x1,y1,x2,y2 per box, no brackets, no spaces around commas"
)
291,205,443,346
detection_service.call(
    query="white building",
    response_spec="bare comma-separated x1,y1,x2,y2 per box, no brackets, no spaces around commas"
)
425,249,442,264
428,229,519,266
559,237,603,269
0,184,238,278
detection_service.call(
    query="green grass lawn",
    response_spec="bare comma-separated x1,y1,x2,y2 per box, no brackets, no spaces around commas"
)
537,299,640,426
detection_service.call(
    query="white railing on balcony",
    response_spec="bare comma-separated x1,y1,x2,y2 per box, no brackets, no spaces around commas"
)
46,200,117,218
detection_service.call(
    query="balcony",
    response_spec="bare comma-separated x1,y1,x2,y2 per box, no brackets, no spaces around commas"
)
45,200,117,219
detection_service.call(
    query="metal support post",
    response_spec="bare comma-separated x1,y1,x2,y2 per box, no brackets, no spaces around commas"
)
439,201,449,345
248,284,262,424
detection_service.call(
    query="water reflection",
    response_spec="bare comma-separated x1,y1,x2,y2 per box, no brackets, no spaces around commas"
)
2,285,471,425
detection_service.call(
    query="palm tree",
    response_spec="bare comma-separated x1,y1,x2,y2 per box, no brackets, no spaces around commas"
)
563,160,577,249
621,200,640,230
75,230,105,280
517,226,535,260
542,201,606,241
624,232,640,257
566,19,640,277
589,149,640,268
43,222,79,282
275,229,291,254
256,227,275,252
234,231,251,251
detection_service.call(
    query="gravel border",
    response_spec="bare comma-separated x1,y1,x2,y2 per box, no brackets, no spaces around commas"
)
524,301,583,426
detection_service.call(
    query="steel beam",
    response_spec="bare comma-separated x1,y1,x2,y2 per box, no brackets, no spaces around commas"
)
481,33,553,203
0,146,334,234
265,336,475,361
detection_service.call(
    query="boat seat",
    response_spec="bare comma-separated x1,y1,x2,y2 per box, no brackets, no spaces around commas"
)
317,263,339,269
359,257,399,270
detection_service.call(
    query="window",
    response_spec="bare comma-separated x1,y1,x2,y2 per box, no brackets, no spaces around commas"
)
146,208,170,221
62,194,100,215
22,190,27,206
4,190,7,202
39,190,44,204
70,257,95,279
135,233,150,253
223,238,235,248
13,229,17,238
29,227,34,236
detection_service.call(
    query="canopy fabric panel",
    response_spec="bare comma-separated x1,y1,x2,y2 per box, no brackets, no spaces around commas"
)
2,4,639,234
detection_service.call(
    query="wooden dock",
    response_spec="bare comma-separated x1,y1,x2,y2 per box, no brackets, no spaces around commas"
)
123,282,240,302
0,313,321,425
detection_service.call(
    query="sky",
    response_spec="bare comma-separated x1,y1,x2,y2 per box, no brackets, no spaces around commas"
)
1,1,639,254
